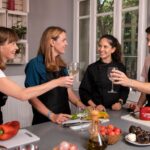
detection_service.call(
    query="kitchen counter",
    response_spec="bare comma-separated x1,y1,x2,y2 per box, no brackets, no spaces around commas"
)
26,109,150,150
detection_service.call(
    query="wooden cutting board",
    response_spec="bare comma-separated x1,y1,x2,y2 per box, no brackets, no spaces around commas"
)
0,129,40,149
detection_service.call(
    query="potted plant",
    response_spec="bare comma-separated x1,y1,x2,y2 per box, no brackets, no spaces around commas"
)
11,21,27,39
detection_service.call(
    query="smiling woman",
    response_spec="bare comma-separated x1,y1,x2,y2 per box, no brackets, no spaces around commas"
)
0,26,74,124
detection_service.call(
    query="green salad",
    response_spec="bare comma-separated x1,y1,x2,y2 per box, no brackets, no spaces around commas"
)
71,109,88,120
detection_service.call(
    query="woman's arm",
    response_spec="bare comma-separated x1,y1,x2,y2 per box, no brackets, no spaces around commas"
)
29,98,71,124
0,76,73,101
68,88,86,109
112,70,150,94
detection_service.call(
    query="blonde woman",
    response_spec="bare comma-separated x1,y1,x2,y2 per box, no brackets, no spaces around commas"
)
25,26,85,125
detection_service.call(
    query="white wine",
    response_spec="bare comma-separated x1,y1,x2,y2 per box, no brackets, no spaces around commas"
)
68,70,79,76
67,62,79,76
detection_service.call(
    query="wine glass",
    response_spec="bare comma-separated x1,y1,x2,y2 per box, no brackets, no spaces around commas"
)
107,67,118,93
76,107,84,131
67,62,80,76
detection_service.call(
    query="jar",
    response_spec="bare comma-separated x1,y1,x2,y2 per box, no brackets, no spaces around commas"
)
87,110,108,150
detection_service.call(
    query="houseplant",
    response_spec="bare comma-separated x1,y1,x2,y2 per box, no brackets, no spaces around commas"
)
11,21,27,39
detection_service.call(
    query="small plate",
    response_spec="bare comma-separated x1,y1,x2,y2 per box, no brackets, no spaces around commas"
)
125,135,150,146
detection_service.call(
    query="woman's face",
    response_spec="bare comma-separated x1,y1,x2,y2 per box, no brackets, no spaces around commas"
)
97,38,115,63
52,32,68,56
0,41,18,62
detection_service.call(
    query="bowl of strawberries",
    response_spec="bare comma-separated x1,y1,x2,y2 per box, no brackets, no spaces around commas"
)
99,124,122,145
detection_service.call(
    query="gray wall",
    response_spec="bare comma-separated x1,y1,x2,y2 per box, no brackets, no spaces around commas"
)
5,0,73,75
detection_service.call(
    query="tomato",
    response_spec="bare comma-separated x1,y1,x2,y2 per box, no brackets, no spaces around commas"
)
107,124,114,130
101,131,106,135
108,131,115,136
114,128,121,133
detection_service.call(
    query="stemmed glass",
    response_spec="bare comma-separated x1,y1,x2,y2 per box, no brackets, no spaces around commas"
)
107,67,118,93
76,107,84,131
67,62,80,76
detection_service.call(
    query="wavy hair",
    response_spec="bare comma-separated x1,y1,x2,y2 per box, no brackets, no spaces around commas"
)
99,34,122,63
37,26,66,71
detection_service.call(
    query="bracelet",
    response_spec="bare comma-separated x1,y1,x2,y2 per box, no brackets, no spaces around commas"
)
47,111,51,119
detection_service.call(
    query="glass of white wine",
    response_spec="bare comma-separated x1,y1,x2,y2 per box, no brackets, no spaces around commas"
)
67,62,80,76
107,67,118,93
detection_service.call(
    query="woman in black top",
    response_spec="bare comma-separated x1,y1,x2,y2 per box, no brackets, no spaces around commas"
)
79,34,129,111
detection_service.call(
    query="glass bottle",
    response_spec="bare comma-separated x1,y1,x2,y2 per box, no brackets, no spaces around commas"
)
87,110,107,150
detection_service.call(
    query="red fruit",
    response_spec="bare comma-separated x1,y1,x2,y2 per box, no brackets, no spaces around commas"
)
107,124,114,130
107,128,113,133
108,131,115,136
101,131,106,136
114,128,121,133
113,127,121,135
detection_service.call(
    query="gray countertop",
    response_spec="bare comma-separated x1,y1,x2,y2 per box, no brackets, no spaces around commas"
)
26,109,150,150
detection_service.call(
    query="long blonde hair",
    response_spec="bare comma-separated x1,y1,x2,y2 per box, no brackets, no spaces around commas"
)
0,27,18,69
37,26,66,72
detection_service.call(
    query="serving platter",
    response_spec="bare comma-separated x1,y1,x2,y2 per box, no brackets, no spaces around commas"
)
125,135,150,146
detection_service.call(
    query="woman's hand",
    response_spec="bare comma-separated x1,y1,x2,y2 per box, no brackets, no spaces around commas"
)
76,100,86,109
112,102,122,110
111,70,131,87
57,76,74,88
127,102,140,112
50,113,71,124
96,104,106,111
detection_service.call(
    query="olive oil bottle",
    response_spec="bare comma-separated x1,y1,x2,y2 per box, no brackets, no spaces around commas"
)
87,110,107,150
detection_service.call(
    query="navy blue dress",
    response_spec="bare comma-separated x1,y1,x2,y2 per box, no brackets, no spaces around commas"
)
25,55,71,125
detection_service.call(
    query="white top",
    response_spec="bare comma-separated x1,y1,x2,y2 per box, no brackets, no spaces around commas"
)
0,69,6,78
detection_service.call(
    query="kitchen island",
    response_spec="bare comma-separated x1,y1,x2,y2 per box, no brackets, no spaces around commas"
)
26,109,150,150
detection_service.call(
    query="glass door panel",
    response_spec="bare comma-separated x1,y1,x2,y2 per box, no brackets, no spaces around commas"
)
97,0,114,13
122,9,138,78
123,57,137,79
122,0,139,9
79,0,90,16
79,18,89,81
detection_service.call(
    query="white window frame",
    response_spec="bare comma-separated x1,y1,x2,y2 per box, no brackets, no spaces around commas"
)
73,0,148,99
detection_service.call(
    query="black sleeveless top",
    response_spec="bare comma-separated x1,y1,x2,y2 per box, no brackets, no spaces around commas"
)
0,92,8,124
146,68,150,106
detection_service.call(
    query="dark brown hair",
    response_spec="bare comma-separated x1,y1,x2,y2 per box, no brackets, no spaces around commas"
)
0,27,18,69
99,34,122,63
145,26,150,34
37,26,66,71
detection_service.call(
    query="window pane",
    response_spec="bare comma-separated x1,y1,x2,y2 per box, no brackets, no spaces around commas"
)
79,18,89,81
123,57,137,79
79,0,90,16
97,0,114,13
96,15,113,60
123,0,139,9
122,10,138,78
97,15,113,39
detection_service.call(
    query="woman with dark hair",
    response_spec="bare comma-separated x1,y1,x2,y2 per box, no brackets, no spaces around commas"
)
79,34,129,111
0,27,74,124
25,26,85,125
